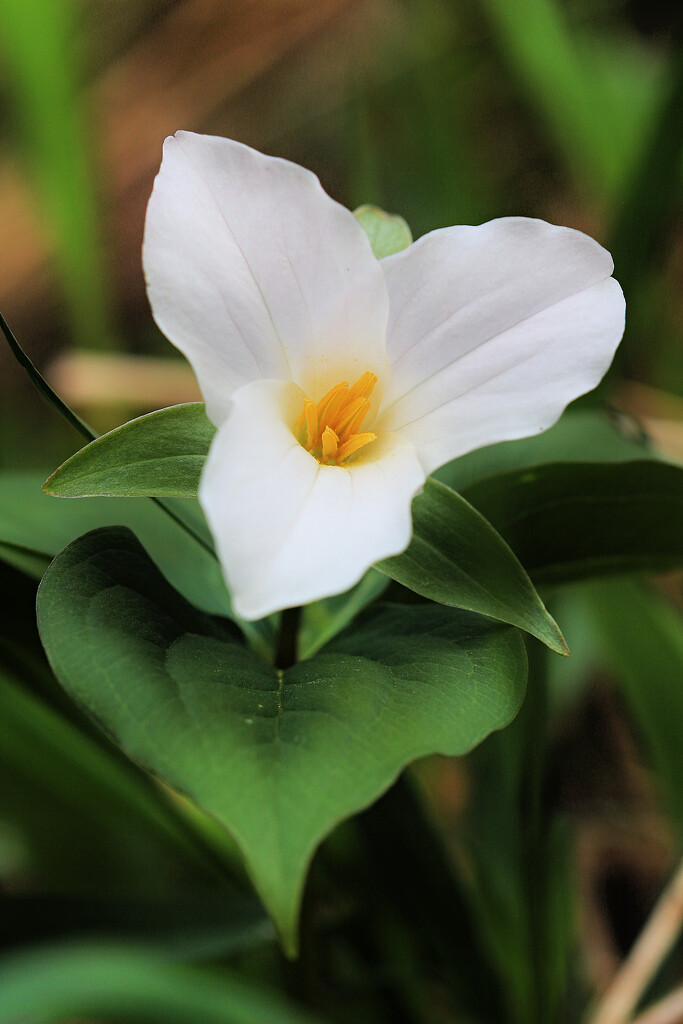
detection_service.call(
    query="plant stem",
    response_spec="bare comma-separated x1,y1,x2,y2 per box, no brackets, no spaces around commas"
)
275,606,302,670
632,986,683,1024
588,857,683,1024
1,309,218,563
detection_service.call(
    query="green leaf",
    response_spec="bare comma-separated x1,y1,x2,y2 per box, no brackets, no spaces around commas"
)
0,1,114,351
0,942,320,1024
436,408,654,493
0,666,216,890
1,313,222,589
2,893,273,960
587,579,683,840
0,538,51,578
478,0,662,198
37,526,527,954
0,471,231,616
298,569,389,659
44,404,216,498
461,460,683,585
353,204,413,258
378,479,567,655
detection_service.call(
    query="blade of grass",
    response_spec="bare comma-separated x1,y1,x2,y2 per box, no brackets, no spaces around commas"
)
0,0,114,349
0,942,321,1024
606,47,683,380
478,0,665,200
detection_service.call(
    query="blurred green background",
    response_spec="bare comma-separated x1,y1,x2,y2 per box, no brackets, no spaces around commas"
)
0,1,682,1022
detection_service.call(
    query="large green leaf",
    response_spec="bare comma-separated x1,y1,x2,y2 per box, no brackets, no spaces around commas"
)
0,942,319,1024
461,460,683,585
37,526,526,954
44,404,216,498
378,479,567,655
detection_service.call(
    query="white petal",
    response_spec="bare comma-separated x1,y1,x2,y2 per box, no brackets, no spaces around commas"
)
377,218,625,474
143,132,389,426
199,379,425,620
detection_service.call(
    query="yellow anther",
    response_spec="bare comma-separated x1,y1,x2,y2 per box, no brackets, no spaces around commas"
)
340,400,371,441
296,371,378,465
346,371,377,402
321,426,339,463
304,399,318,449
336,432,377,463
333,396,366,437
316,382,348,425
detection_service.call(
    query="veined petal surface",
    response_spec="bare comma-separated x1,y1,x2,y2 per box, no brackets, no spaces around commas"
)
377,218,625,474
143,132,389,426
199,380,425,620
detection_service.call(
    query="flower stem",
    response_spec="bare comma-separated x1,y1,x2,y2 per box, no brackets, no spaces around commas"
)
588,857,683,1024
632,986,683,1024
275,606,302,670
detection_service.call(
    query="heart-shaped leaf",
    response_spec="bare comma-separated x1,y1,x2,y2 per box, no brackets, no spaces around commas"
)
461,459,683,584
37,526,526,954
378,479,567,655
44,404,215,498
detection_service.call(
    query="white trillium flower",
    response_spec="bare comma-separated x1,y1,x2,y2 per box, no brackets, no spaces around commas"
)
143,131,625,620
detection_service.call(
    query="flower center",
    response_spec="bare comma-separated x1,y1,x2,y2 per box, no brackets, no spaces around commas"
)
295,371,378,466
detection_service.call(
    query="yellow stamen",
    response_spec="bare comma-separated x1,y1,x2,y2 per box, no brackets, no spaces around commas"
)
336,432,377,463
321,426,339,463
335,397,368,438
316,382,348,425
296,371,379,465
346,370,376,402
304,399,318,449
338,399,371,442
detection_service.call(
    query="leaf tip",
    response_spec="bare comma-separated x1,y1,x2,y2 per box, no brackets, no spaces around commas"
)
42,473,58,496
547,618,570,657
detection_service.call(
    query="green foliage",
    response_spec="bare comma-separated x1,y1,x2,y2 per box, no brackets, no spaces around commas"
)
379,479,567,654
437,408,654,492
37,526,527,953
0,471,232,616
0,942,319,1024
462,460,683,584
0,0,113,350
588,580,683,839
478,0,664,199
353,204,413,258
2,893,273,961
0,667,192,885
45,404,216,498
